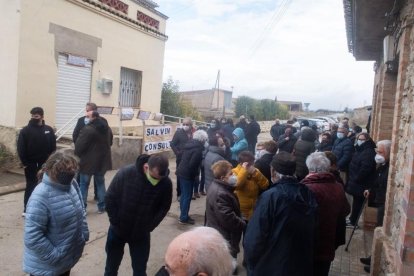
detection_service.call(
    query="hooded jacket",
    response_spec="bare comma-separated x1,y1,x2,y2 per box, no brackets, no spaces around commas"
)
206,179,246,257
176,139,205,180
232,164,269,220
301,173,350,261
244,177,318,276
23,174,89,276
74,117,112,174
230,128,248,161
105,155,173,241
17,119,56,166
346,139,377,196
204,146,226,192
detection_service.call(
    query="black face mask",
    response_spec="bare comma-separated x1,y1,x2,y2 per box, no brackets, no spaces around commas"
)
56,172,76,185
30,118,42,125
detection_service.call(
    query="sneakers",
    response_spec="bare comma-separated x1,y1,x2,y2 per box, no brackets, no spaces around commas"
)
22,212,26,218
360,256,371,266
178,217,195,225
200,191,207,196
194,192,201,198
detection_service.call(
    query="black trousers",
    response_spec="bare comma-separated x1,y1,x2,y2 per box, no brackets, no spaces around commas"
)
313,260,331,276
349,195,365,225
176,158,181,197
24,163,43,212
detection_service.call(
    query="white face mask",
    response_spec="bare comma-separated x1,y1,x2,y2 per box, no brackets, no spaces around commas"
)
357,140,365,146
255,150,263,160
337,133,345,139
375,154,386,164
227,175,237,186
84,117,90,125
204,141,209,148
182,125,190,131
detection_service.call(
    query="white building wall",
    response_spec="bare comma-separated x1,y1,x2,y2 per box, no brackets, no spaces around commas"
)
13,0,167,128
0,0,21,127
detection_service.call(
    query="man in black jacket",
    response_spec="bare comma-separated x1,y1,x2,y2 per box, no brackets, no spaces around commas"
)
360,139,391,273
170,117,193,200
104,154,172,276
72,102,112,201
17,107,56,216
244,152,318,275
270,119,285,142
75,111,112,213
245,115,261,154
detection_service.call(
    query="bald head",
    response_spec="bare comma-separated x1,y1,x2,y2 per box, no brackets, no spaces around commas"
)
165,227,233,276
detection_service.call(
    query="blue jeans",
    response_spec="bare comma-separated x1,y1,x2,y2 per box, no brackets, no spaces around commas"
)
104,226,150,276
179,177,194,221
80,173,106,211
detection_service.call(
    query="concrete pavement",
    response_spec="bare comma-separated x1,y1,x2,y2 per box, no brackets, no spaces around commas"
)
0,132,371,275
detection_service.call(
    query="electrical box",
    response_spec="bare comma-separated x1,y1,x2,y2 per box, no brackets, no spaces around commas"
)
102,78,113,94
383,35,395,64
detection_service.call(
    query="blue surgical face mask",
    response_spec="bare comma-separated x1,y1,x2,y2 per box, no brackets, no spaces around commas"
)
84,117,90,125
211,123,216,128
337,133,344,139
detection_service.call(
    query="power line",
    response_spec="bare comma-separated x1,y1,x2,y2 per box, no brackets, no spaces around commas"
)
248,0,293,58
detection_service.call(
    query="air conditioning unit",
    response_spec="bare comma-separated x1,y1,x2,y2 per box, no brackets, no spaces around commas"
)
383,35,395,64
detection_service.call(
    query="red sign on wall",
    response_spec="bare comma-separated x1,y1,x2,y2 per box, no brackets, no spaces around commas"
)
99,0,129,14
137,11,160,30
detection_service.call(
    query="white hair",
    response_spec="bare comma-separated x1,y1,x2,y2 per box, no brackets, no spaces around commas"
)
186,227,233,276
377,140,392,154
193,130,208,142
306,152,331,173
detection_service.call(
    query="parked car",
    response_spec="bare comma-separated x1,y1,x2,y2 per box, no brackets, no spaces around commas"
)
313,117,334,131
297,118,325,133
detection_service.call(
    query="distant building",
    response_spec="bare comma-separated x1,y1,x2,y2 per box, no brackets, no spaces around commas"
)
276,100,303,112
178,89,235,119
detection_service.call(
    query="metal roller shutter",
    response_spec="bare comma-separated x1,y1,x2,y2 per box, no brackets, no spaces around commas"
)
56,54,92,135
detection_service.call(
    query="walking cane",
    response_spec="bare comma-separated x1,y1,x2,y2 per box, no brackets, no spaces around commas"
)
345,197,368,252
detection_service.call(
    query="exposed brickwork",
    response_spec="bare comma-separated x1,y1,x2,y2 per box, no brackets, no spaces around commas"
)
371,14,414,274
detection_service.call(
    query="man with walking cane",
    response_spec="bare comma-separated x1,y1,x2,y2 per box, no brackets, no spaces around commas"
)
358,140,391,273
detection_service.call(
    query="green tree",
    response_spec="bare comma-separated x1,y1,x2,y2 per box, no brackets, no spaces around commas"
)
160,77,201,120
235,96,290,120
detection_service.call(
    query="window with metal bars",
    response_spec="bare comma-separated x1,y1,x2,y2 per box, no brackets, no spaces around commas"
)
119,67,142,107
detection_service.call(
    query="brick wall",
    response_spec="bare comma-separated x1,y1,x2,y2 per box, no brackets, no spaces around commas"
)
372,12,414,275
370,64,397,142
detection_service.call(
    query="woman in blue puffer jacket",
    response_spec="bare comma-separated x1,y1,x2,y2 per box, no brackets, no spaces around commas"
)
23,152,89,276
230,127,248,167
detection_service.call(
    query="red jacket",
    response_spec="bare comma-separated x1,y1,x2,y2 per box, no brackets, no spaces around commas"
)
301,173,350,261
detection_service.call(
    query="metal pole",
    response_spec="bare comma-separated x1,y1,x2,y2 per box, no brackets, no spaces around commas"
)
345,197,368,251
118,103,123,146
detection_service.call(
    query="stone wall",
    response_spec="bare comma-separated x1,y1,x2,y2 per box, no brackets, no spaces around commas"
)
0,126,20,170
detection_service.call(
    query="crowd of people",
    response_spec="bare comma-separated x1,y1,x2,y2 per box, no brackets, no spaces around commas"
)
17,105,391,275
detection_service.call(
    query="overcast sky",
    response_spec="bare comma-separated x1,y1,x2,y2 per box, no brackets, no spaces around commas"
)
156,0,374,111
